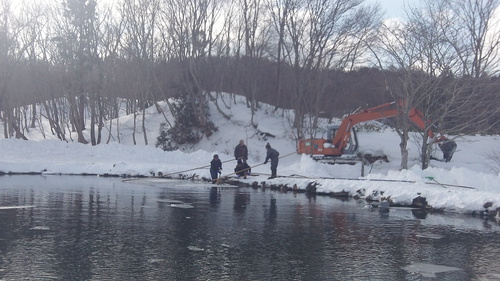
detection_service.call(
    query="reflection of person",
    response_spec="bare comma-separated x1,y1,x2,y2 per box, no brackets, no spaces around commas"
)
263,143,279,179
210,154,222,183
234,162,251,179
234,140,248,164
233,191,250,214
269,196,277,221
209,187,220,206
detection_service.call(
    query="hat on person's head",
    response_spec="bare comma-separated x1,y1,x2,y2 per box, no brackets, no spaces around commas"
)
265,143,271,149
239,139,244,144
214,154,219,158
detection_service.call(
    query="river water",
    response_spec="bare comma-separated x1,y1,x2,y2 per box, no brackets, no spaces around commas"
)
0,175,499,281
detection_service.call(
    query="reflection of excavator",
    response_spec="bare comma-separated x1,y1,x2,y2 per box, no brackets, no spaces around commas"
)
297,101,457,164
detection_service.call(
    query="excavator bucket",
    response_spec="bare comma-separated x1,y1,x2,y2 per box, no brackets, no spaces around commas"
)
437,137,457,162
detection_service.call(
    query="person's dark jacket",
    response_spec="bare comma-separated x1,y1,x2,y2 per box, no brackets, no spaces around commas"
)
210,159,222,171
438,139,457,162
234,144,248,161
264,148,279,164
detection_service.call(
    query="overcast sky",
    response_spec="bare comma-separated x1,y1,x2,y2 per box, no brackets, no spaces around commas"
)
366,0,422,19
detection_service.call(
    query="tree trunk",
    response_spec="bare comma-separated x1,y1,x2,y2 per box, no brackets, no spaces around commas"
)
97,97,103,145
90,95,96,145
30,103,36,128
421,136,432,170
398,130,410,170
142,100,148,145
399,140,408,170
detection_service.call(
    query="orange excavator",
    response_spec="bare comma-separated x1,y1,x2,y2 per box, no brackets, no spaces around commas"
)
297,101,457,164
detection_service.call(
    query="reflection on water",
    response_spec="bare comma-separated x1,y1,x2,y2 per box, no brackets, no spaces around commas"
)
0,175,499,280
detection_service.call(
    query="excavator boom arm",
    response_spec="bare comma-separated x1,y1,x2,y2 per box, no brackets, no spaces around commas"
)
332,101,436,152
297,100,455,162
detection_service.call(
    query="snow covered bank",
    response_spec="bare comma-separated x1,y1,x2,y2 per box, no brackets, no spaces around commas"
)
1,94,499,214
1,135,499,214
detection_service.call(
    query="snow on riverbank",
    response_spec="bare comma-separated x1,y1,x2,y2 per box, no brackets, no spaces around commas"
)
1,94,499,214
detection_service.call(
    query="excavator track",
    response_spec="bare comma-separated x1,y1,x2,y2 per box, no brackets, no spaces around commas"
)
313,155,360,165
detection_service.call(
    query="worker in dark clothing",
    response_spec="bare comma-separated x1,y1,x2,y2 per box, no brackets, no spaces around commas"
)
234,140,248,164
264,143,279,179
234,162,251,179
437,137,457,162
210,154,222,183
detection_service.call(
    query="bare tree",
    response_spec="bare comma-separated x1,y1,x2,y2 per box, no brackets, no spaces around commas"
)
16,1,52,120
160,0,224,139
0,0,17,138
266,0,294,110
376,0,499,169
118,0,162,145
0,0,33,140
284,0,381,142
50,0,103,144
232,0,270,126
445,0,500,77
97,3,127,144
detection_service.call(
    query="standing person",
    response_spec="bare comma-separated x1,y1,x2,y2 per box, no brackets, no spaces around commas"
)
210,154,222,183
234,139,248,164
263,143,279,179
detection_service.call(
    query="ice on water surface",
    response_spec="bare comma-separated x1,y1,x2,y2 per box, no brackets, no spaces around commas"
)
403,263,462,277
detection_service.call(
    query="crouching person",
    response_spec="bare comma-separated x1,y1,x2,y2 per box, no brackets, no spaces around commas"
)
235,162,251,179
437,136,457,162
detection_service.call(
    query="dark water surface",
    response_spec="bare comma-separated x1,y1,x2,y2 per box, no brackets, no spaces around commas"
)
0,176,499,281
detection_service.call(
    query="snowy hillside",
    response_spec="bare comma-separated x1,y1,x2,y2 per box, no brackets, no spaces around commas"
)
0,93,499,213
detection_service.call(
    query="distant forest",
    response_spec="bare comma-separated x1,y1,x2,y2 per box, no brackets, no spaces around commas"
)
1,0,499,150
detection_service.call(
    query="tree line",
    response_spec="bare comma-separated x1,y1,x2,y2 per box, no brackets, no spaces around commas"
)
0,0,498,170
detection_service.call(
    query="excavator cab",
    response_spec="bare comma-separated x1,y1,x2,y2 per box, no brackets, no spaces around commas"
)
326,125,359,155
297,125,360,164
